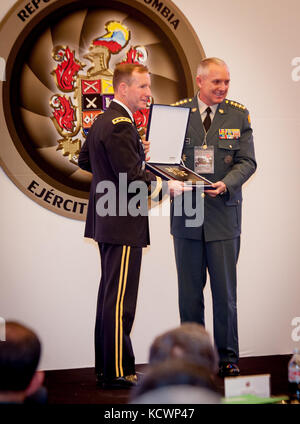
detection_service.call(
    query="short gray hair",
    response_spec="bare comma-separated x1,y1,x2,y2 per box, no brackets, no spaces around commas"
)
197,57,228,77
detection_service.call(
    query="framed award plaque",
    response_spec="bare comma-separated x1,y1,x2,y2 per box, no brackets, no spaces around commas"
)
146,104,213,189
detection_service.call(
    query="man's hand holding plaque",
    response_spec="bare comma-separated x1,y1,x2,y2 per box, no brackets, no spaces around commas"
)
167,180,193,197
142,139,150,161
205,181,227,197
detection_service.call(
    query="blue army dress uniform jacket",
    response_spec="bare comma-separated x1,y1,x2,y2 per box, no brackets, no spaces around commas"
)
171,96,257,241
78,101,162,380
78,101,160,248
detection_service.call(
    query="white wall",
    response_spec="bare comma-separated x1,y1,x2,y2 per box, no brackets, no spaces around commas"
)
1,0,300,370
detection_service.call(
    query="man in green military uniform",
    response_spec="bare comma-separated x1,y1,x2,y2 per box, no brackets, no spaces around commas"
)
171,57,256,377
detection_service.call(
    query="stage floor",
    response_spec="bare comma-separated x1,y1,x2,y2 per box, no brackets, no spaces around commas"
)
44,355,291,404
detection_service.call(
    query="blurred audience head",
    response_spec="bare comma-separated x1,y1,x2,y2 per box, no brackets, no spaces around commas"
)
131,359,221,404
149,322,219,374
0,321,44,403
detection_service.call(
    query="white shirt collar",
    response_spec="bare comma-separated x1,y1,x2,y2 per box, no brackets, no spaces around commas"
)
112,99,134,122
197,96,218,119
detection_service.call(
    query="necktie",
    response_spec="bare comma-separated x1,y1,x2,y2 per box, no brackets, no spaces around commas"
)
203,107,212,132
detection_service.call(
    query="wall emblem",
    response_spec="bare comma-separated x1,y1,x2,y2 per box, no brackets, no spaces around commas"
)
50,22,150,164
0,0,205,220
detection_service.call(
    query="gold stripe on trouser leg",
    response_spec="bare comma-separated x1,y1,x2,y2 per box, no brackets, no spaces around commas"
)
115,246,127,378
119,246,131,377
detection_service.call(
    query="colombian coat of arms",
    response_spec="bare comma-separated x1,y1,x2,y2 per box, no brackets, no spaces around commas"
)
50,21,150,165
0,0,204,219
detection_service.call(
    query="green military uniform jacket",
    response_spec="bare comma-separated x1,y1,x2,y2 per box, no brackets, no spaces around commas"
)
171,96,257,242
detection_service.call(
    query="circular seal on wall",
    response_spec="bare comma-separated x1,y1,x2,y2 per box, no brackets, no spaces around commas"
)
0,0,205,220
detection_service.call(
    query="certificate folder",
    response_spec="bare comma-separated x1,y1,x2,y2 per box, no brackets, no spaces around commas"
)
145,104,213,189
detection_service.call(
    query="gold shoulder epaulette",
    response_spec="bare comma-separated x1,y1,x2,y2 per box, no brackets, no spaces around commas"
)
112,117,133,125
170,98,193,106
225,99,247,111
